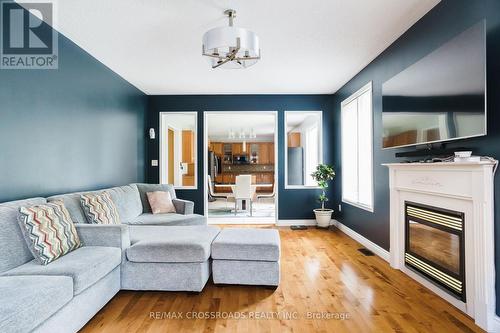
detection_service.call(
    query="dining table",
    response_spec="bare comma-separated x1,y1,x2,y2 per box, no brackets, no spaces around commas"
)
213,183,273,210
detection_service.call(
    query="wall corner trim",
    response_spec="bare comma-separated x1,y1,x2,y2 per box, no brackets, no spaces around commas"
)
333,219,390,262
492,315,500,332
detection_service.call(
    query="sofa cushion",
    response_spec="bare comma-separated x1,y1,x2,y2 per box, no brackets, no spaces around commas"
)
127,226,220,263
48,184,143,224
211,228,281,261
135,183,176,213
2,246,121,295
47,192,90,224
125,213,206,226
106,184,143,222
18,201,82,265
0,275,73,333
0,198,45,273
81,192,121,224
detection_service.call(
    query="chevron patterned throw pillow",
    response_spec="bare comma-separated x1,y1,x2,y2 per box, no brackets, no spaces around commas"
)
80,192,120,224
18,201,82,265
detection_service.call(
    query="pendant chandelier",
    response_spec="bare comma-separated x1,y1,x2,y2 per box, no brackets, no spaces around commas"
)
202,9,260,69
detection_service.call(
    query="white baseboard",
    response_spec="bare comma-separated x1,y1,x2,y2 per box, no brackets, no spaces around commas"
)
333,219,390,262
277,219,317,226
208,217,276,225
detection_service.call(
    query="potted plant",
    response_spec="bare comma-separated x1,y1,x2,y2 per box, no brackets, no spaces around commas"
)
311,164,336,228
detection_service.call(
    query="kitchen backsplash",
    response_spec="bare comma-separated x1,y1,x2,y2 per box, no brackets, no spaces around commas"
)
222,164,274,173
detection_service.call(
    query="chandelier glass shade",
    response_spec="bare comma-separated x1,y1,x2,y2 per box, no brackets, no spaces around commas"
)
202,9,260,69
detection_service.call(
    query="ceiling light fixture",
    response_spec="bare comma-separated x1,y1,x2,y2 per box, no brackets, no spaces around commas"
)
202,9,260,69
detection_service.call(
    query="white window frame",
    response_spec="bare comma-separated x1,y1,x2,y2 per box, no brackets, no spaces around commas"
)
159,111,198,190
341,82,374,212
284,110,323,189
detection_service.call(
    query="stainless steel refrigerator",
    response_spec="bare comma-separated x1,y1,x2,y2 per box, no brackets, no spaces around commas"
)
208,151,222,201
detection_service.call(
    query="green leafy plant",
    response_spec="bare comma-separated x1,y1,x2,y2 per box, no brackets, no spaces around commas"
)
311,164,336,210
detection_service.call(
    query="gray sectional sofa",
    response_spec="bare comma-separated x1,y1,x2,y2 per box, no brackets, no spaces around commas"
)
0,183,214,333
0,183,280,333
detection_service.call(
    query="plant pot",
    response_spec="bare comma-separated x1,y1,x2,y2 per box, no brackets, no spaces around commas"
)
313,209,333,228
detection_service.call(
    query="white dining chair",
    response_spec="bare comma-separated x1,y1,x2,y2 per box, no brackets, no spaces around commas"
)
233,175,256,216
257,182,276,201
208,175,230,208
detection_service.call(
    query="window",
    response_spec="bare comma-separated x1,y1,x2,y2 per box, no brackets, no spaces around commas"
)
341,82,373,211
284,111,322,188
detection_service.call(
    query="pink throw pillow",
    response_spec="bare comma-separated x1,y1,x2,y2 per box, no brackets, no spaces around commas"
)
146,191,176,214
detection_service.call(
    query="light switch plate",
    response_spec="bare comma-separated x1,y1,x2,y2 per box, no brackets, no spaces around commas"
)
151,160,158,167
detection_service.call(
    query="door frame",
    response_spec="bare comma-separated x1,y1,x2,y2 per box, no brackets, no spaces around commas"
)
203,111,279,224
159,111,198,190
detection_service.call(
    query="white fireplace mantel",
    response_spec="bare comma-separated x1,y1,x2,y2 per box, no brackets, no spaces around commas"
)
384,161,497,331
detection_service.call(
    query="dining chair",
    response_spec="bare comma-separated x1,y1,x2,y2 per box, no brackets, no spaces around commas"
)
257,182,276,201
208,175,230,208
233,175,256,216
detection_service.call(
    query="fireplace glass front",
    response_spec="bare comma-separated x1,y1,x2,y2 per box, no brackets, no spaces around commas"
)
405,202,465,301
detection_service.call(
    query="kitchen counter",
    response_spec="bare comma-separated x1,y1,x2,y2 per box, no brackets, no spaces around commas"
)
222,164,274,173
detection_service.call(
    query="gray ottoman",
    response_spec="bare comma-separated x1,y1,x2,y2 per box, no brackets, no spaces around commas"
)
211,228,281,287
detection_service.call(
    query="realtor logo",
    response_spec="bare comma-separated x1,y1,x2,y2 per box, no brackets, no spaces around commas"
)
1,1,58,69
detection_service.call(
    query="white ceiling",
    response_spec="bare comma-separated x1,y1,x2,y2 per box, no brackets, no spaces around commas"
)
33,0,440,95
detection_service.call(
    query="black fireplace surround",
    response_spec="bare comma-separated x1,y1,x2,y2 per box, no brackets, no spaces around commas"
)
404,201,465,301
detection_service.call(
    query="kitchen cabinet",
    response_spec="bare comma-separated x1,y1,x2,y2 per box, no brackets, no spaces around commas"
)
182,175,195,186
259,143,269,164
182,130,194,163
222,173,235,184
212,142,223,156
258,143,274,164
232,143,242,155
268,143,275,164
261,173,274,184
288,132,301,147
256,172,275,192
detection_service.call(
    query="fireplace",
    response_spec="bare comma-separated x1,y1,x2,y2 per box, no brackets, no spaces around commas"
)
385,162,497,331
405,202,465,301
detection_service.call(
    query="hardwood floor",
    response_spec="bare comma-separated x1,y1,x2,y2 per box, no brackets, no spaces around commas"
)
81,226,483,333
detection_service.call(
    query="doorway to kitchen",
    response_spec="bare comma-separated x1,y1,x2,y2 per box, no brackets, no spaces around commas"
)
204,111,278,225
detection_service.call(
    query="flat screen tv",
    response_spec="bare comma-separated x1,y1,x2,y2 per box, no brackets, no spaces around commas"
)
382,21,486,149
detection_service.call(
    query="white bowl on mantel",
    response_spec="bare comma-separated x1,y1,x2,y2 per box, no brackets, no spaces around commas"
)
454,151,472,158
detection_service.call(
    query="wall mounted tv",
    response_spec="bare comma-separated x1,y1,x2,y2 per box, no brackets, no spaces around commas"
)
382,21,486,149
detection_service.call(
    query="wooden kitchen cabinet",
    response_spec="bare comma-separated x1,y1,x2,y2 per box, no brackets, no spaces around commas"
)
182,130,194,163
288,132,301,147
256,172,275,192
222,173,235,184
258,143,274,164
268,143,275,164
259,143,269,164
261,173,274,184
212,142,223,156
182,175,195,186
232,143,242,155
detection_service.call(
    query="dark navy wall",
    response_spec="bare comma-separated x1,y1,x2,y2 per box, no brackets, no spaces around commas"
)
0,8,147,202
331,0,500,313
146,95,335,217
